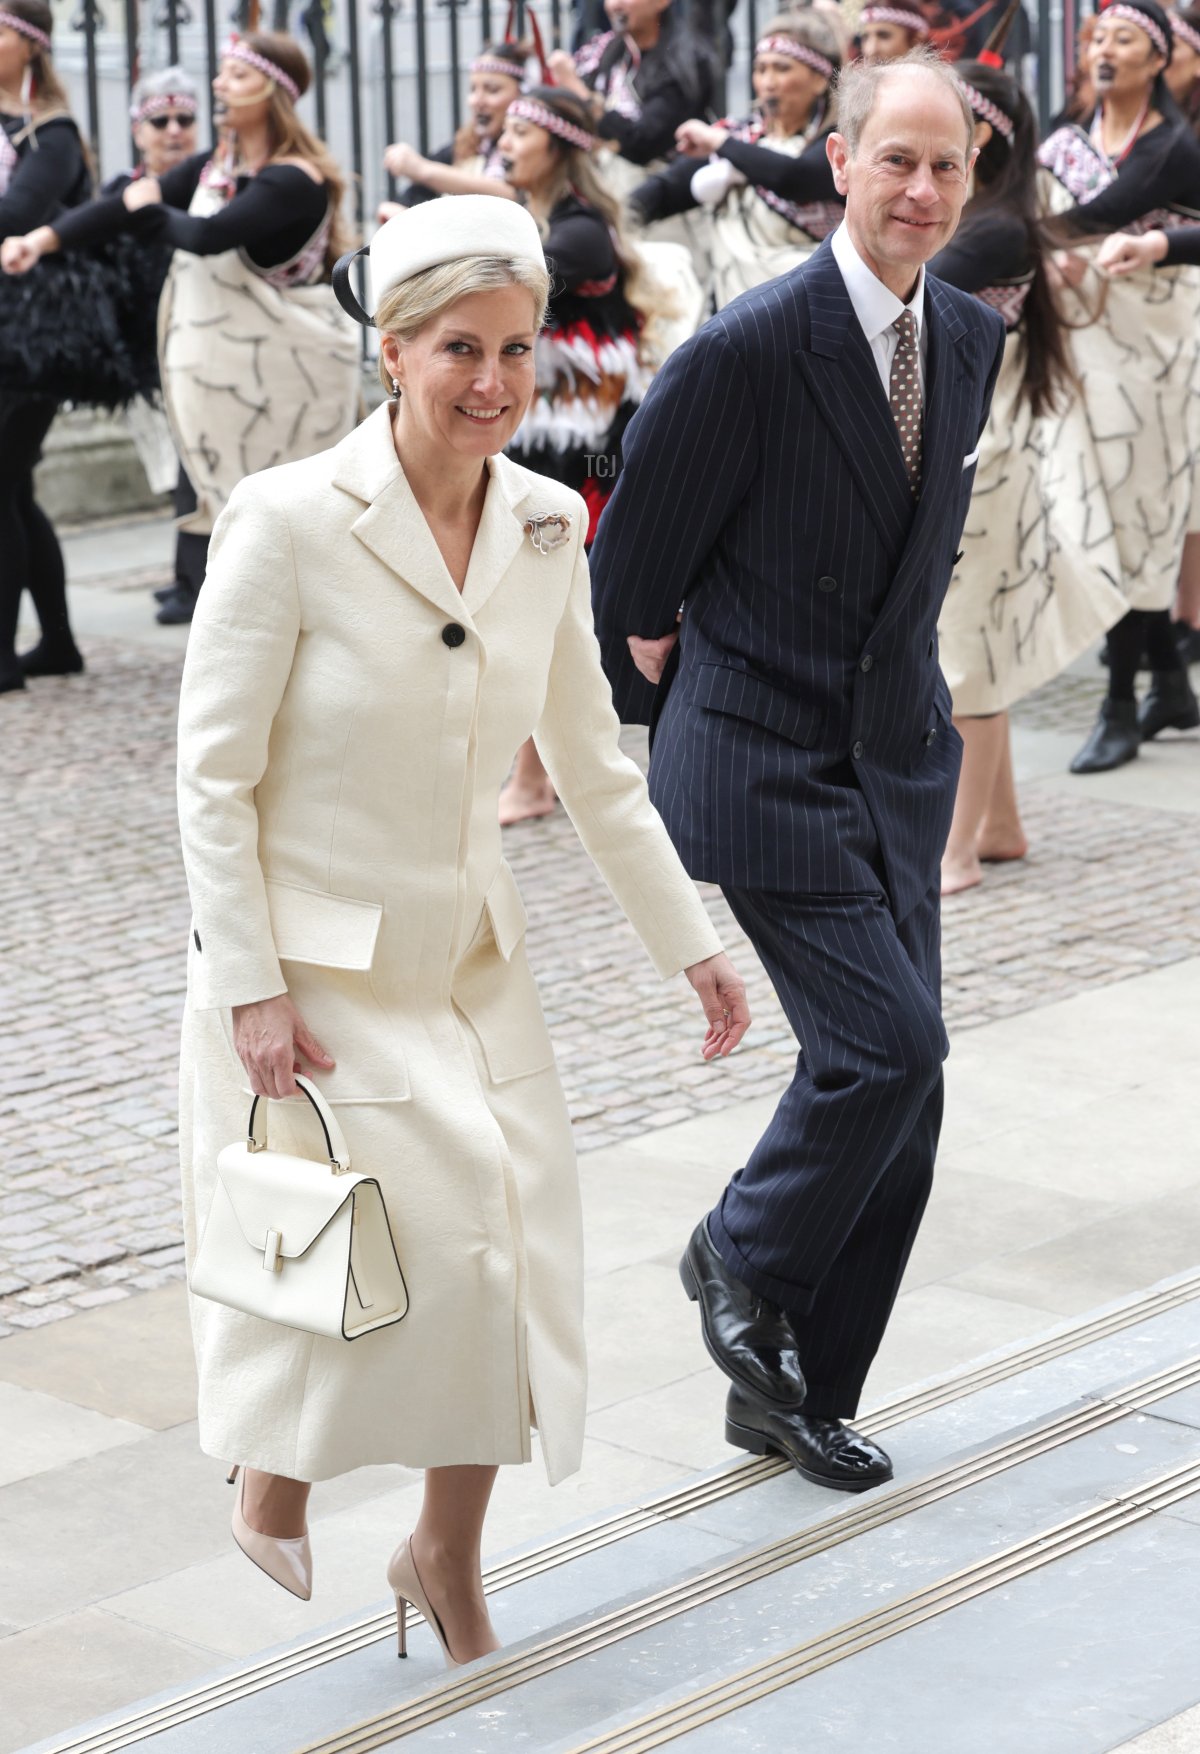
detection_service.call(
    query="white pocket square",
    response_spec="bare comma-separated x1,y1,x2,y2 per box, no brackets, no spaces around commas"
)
962,449,980,469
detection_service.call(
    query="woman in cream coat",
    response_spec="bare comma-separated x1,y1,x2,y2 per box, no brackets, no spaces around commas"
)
176,194,748,1667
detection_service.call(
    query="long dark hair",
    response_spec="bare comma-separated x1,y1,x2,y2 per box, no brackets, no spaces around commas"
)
957,60,1073,418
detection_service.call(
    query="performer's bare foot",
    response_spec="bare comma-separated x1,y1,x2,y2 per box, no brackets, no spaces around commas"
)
498,777,557,825
941,852,983,896
977,830,1028,864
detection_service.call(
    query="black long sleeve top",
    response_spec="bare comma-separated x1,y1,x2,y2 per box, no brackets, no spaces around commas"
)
631,128,837,224
1163,223,1200,263
930,206,1031,293
53,151,328,269
1051,120,1200,237
0,113,89,235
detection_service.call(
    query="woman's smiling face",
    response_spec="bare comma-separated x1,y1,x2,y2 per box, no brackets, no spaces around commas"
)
384,283,539,460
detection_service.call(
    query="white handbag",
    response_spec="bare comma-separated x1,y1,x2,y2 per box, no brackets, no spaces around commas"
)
190,1075,409,1342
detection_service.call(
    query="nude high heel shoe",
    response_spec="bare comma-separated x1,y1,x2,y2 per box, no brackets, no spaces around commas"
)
227,1464,313,1601
386,1537,459,1669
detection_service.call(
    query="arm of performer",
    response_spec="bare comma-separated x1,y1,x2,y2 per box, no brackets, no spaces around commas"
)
0,117,84,237
146,163,328,256
1098,224,1200,272
1,151,205,268
630,153,706,224
928,211,1027,293
588,322,759,719
535,512,751,1058
384,140,517,201
712,134,838,204
1045,130,1200,241
593,82,699,164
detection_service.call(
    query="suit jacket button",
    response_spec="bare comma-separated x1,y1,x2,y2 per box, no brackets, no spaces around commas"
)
817,575,838,593
859,654,874,673
852,739,865,759
442,623,467,648
925,728,937,746
193,928,202,952
928,638,935,658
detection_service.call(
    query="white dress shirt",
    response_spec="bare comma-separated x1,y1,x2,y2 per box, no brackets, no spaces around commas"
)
830,222,927,399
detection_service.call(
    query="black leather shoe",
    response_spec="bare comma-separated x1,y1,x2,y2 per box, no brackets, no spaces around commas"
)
155,585,197,625
679,1220,806,1408
153,583,174,603
18,641,84,677
1070,700,1140,773
1137,670,1200,741
725,1385,893,1492
0,667,26,694
1175,622,1200,668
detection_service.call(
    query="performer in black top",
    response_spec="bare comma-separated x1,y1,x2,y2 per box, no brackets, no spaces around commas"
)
935,59,1124,894
547,0,719,204
0,0,88,693
631,11,844,309
382,38,524,211
493,84,664,824
4,32,360,624
1040,0,1200,770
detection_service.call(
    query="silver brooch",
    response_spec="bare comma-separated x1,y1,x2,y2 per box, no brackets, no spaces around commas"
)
523,512,572,554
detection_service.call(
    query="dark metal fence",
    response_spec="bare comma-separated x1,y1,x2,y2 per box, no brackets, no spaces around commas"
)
53,0,1084,239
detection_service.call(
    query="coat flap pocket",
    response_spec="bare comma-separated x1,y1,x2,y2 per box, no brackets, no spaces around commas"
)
483,861,528,962
214,1142,356,1258
693,663,821,748
266,880,383,970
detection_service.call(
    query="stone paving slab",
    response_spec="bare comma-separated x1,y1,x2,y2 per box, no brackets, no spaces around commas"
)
2,637,1198,1331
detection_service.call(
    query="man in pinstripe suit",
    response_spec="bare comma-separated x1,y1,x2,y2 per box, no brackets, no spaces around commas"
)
590,54,1006,1491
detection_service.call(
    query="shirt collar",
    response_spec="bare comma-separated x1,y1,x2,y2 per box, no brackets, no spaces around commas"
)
831,222,925,346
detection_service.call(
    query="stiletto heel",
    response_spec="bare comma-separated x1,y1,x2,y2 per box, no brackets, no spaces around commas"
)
229,1465,313,1600
386,1537,460,1671
394,1592,409,1658
226,1463,240,1486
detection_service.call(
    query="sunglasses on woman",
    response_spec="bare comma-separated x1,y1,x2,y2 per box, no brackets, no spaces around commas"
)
147,112,197,130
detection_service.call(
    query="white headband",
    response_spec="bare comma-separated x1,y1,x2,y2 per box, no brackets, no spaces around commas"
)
130,91,197,124
505,95,596,151
859,6,931,35
0,8,50,51
1102,4,1170,58
221,38,301,103
471,54,523,78
955,74,1015,141
1172,13,1200,54
754,35,836,78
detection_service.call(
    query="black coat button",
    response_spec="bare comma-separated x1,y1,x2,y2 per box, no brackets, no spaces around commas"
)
928,638,936,658
852,739,865,759
193,928,202,952
953,550,964,565
817,575,838,593
442,623,466,648
925,728,937,746
859,654,874,673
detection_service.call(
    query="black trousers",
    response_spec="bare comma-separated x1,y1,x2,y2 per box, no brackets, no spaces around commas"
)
0,392,75,678
709,880,945,1420
173,466,209,597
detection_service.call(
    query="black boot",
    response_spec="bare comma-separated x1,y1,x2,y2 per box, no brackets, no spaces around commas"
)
18,640,84,677
1174,623,1200,668
0,666,26,694
1138,670,1200,740
1070,700,1141,774
153,583,174,603
155,584,197,625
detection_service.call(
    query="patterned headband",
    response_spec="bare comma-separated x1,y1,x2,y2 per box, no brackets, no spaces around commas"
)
954,74,1015,140
505,96,595,151
0,9,51,51
1170,11,1200,54
221,38,301,103
471,54,523,78
755,35,836,78
859,6,931,35
1102,3,1170,57
130,91,197,124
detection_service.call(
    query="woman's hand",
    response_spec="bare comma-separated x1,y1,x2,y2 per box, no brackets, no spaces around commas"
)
1097,229,1168,276
1,226,55,274
384,142,427,182
1048,247,1089,290
676,120,728,157
232,994,336,1099
123,176,162,210
546,51,590,99
685,952,751,1060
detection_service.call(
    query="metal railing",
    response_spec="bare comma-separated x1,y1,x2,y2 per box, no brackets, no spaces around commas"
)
49,0,1081,239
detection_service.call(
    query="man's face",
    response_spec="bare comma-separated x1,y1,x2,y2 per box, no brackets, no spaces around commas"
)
828,72,974,291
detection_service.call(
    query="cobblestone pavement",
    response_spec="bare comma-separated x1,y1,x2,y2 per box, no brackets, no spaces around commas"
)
3,638,1199,1333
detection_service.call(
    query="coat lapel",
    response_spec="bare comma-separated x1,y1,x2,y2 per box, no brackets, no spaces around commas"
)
793,243,915,564
331,403,531,625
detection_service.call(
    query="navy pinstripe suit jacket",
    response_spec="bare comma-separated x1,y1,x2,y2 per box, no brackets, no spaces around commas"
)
589,236,1005,921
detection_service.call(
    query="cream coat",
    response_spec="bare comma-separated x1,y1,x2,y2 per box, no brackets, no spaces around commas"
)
177,401,723,1486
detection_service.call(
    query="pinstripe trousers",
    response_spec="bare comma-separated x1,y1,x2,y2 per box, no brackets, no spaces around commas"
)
708,881,945,1420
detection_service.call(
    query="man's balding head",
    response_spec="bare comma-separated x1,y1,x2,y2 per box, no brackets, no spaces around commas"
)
836,51,974,156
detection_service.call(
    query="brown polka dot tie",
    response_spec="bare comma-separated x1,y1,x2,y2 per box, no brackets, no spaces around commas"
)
889,310,922,496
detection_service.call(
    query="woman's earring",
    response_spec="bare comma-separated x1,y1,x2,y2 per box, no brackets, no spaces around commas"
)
391,377,400,398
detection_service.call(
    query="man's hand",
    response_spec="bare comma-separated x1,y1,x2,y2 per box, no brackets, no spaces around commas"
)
627,630,678,684
232,995,336,1100
685,952,751,1059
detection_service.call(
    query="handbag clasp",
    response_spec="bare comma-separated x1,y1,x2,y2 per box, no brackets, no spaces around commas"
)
263,1229,283,1273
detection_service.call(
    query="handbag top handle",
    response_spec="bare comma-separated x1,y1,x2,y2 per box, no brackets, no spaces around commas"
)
246,1075,352,1176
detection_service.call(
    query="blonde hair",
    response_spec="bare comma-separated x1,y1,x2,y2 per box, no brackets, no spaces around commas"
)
374,254,551,396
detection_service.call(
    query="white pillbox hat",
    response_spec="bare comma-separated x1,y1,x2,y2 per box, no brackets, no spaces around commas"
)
349,195,546,320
